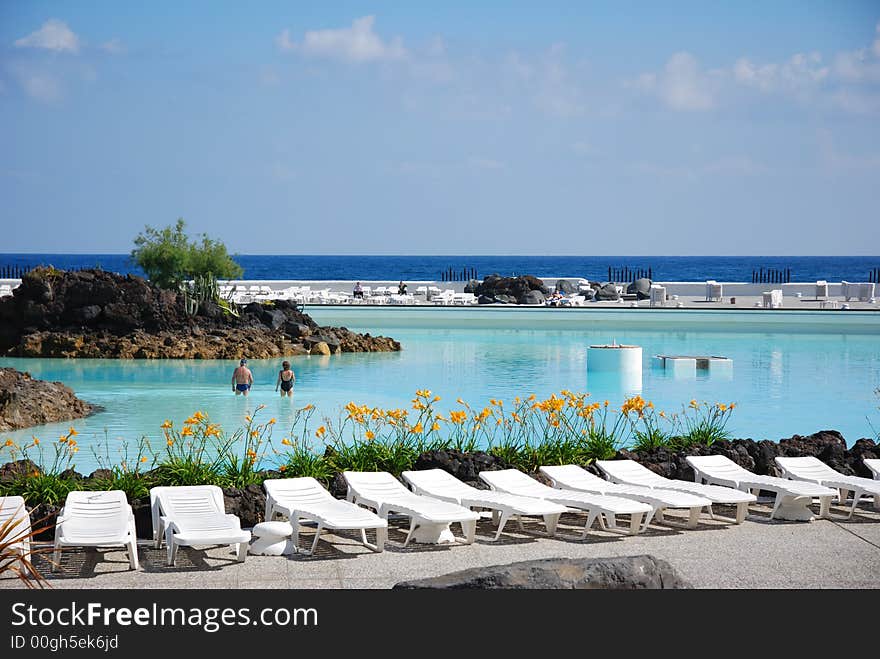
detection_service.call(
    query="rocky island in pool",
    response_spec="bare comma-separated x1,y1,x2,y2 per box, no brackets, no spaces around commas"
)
0,268,401,359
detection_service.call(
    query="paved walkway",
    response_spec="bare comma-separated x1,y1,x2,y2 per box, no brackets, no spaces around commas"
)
3,501,879,589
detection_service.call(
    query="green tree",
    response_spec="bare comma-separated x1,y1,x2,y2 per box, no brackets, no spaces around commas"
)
131,218,243,289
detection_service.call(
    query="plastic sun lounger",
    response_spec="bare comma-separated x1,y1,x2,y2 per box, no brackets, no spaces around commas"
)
0,496,34,575
479,469,653,537
343,471,479,546
775,456,880,518
263,478,388,555
595,459,756,524
539,464,712,529
53,490,139,571
150,485,251,566
865,459,880,481
685,455,836,521
401,469,568,540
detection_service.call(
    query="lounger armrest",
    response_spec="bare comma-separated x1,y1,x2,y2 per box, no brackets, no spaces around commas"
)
224,514,243,529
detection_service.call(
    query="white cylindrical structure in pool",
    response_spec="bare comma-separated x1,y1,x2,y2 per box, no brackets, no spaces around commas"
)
587,343,643,393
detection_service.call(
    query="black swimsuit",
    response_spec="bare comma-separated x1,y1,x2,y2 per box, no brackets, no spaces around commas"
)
280,371,293,391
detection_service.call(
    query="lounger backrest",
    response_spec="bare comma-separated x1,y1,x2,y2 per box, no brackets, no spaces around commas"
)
401,469,475,498
343,471,411,500
865,459,880,480
150,485,225,534
479,470,550,497
539,464,606,489
685,455,749,479
264,478,335,506
0,495,30,531
595,460,666,486
775,457,839,480
61,490,130,535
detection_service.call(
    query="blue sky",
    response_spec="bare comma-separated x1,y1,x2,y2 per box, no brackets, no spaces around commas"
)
2,1,879,255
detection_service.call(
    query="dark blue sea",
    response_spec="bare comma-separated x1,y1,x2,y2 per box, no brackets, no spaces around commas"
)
1,254,878,283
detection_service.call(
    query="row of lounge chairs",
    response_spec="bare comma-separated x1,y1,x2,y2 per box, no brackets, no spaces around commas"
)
2,456,878,573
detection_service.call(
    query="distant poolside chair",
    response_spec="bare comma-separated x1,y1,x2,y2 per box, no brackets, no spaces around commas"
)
762,289,783,309
705,280,723,302
649,284,666,308
815,280,829,300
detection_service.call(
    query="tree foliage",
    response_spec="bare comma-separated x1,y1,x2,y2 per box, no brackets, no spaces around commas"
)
131,218,243,289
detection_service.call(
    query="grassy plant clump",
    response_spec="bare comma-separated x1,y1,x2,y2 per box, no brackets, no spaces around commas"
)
623,395,673,452
672,400,736,448
0,429,82,505
150,412,230,487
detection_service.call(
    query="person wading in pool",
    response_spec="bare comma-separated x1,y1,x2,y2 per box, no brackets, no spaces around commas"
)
232,358,254,396
275,360,295,399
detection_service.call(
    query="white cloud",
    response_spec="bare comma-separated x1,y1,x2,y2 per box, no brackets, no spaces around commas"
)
8,66,62,102
100,38,125,54
275,29,295,52
14,19,80,54
632,52,716,111
832,24,880,84
276,16,407,62
734,52,828,91
505,44,587,117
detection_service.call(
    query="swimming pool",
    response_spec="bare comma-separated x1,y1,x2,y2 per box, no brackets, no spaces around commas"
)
1,308,878,472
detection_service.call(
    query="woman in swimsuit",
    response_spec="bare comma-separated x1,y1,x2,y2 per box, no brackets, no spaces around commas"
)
275,360,295,398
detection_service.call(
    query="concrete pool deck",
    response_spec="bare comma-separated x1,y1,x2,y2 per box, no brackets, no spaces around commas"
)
4,501,879,589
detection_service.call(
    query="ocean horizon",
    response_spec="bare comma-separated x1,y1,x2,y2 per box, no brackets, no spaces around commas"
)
1,254,879,283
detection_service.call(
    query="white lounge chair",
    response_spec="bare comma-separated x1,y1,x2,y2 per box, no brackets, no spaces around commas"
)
775,456,880,518
0,496,34,574
343,471,479,546
705,280,723,302
264,478,388,554
401,469,568,540
150,485,251,566
595,459,756,524
53,490,139,571
649,285,666,308
815,280,829,300
685,455,836,521
479,469,653,537
539,464,711,529
865,458,880,480
762,289,783,309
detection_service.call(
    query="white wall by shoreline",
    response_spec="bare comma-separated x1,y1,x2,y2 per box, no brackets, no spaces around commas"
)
0,277,866,298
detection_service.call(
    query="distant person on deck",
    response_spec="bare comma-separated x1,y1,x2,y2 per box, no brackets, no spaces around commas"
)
353,282,364,299
232,358,253,396
398,281,407,295
275,360,295,399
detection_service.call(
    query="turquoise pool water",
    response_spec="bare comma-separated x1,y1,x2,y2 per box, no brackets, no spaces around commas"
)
2,308,878,472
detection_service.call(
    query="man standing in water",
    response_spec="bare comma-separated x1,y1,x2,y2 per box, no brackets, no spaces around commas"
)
232,358,254,396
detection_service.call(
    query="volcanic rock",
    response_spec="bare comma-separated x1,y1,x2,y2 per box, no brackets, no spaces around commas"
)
393,555,691,589
0,268,400,359
0,368,96,432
